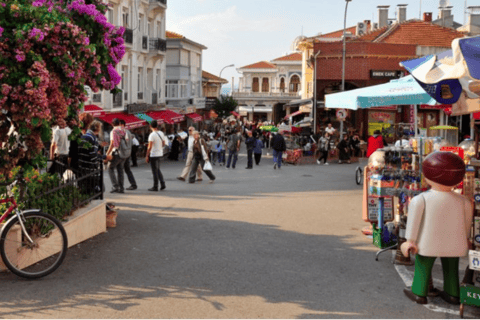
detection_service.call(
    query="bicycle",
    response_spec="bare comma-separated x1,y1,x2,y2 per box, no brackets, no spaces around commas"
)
355,166,363,185
0,170,68,279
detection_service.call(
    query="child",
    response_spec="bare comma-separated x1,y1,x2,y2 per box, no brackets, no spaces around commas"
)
253,136,264,165
216,137,226,166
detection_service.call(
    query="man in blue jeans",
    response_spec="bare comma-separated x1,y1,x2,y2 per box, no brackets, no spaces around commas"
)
271,131,286,169
226,129,240,169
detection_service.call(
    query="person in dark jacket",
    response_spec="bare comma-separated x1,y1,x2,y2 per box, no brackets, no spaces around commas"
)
168,135,181,161
271,131,286,169
245,130,255,169
188,131,215,183
337,134,351,164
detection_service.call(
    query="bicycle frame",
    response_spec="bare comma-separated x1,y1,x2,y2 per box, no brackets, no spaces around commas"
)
0,197,35,244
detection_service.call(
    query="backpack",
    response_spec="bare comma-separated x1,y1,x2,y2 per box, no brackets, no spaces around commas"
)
118,130,132,159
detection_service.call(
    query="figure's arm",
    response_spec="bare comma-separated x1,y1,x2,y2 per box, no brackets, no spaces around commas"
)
146,141,153,163
401,195,425,257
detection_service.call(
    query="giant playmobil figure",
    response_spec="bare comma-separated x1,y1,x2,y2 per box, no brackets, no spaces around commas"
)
401,151,473,305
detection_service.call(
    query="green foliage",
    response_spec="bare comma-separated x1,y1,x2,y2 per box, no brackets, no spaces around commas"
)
213,95,239,118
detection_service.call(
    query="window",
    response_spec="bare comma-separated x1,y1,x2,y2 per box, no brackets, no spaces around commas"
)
121,66,128,90
148,20,152,37
157,21,162,38
191,53,200,69
252,77,259,92
180,80,188,98
156,70,161,94
108,9,114,25
166,49,179,64
138,67,143,93
280,78,285,92
166,80,178,98
191,82,196,96
261,78,269,92
122,11,128,27
180,50,189,66
139,14,144,34
290,75,300,93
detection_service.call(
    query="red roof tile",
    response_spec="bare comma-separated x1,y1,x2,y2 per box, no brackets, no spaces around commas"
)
319,25,359,39
354,20,465,47
272,53,302,61
166,31,184,39
202,70,228,83
239,61,277,69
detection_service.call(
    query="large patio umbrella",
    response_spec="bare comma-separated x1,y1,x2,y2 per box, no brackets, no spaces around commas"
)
400,36,480,114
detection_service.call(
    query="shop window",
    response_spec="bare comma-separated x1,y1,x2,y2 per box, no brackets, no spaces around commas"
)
252,77,259,92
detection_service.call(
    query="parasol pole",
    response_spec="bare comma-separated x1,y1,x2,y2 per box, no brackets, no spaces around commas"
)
414,104,418,137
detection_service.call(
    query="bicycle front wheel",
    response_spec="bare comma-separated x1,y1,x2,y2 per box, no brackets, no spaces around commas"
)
0,211,68,279
355,167,363,185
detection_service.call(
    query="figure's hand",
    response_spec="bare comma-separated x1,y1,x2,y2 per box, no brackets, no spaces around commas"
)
145,155,149,164
401,241,418,257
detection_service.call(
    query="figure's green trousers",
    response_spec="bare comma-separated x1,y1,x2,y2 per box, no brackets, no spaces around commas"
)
412,254,460,298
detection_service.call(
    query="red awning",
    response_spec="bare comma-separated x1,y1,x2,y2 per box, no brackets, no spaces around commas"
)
420,104,452,110
144,111,165,125
230,111,240,117
204,110,218,120
84,105,106,117
185,113,202,122
97,112,147,130
147,110,185,124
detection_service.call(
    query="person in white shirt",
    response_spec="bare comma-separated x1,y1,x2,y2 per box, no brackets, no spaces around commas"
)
146,120,169,191
50,124,72,175
394,135,410,148
177,126,203,181
325,123,336,135
401,152,472,305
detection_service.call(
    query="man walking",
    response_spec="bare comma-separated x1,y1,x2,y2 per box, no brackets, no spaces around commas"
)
119,119,137,190
177,126,203,181
226,128,240,169
146,120,169,191
106,118,126,193
245,130,255,169
271,131,286,170
50,123,72,176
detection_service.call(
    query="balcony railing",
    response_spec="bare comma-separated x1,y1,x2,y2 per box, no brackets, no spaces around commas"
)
149,0,166,4
152,92,158,105
92,93,102,103
138,92,144,100
113,92,123,107
142,36,148,50
233,92,301,98
123,28,133,45
149,38,167,52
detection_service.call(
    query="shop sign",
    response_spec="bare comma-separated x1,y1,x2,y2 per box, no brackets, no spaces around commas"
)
367,196,393,221
126,103,161,114
205,97,217,109
184,106,196,114
299,105,312,113
336,109,347,121
440,146,464,159
240,111,248,116
371,106,397,111
370,70,404,80
409,105,415,130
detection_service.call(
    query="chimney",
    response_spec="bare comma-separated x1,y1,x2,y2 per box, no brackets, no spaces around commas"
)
467,6,480,28
423,12,432,22
377,5,390,28
397,4,408,23
438,6,453,19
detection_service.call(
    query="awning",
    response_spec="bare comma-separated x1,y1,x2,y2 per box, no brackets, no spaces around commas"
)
136,113,157,124
147,110,185,124
204,110,218,120
97,112,147,130
238,106,272,113
285,98,312,107
284,109,309,119
185,113,202,122
230,111,240,117
84,105,106,117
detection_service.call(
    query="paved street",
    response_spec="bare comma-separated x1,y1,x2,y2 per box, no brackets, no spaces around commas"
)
0,151,478,318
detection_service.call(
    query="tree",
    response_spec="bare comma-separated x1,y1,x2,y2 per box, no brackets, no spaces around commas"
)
213,95,239,119
0,0,125,174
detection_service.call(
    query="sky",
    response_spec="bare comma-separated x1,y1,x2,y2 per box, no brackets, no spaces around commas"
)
167,0,467,89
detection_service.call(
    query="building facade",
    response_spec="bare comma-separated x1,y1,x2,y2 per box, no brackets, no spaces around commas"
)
86,0,167,114
233,53,303,123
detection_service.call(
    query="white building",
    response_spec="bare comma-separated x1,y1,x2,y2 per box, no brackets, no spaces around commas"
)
86,0,167,115
233,53,303,123
165,31,207,115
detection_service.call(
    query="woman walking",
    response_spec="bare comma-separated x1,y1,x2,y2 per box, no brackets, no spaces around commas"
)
317,132,331,165
188,131,216,183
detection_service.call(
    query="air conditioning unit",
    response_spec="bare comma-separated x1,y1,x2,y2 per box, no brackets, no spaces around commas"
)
388,19,396,26
371,22,379,31
356,22,367,36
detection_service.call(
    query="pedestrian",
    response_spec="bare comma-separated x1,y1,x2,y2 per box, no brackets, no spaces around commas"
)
337,134,351,164
49,122,72,176
208,135,219,165
216,137,227,166
317,132,331,165
119,119,137,190
271,131,286,170
366,129,384,158
105,118,126,193
131,132,139,167
349,133,361,157
168,135,181,161
253,134,264,165
325,123,336,136
188,131,215,184
146,120,169,191
245,130,255,169
177,126,203,181
226,128,240,169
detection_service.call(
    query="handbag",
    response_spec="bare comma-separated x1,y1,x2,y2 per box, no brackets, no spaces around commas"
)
203,161,213,171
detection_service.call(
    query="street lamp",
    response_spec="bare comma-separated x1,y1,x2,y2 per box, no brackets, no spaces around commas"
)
340,0,352,139
219,64,235,79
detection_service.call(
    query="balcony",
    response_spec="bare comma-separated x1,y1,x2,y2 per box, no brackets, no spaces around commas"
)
112,92,123,107
138,92,144,100
149,38,167,53
142,36,148,50
92,93,102,103
123,28,133,45
233,91,300,98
